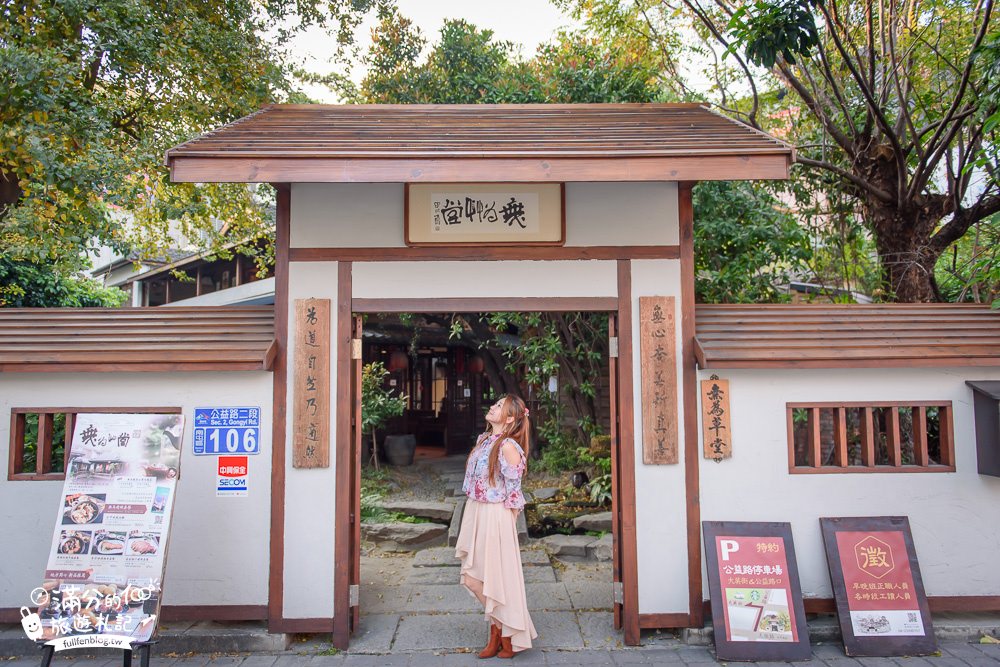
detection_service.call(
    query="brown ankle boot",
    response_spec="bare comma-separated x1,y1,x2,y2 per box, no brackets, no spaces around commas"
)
479,623,501,659
497,635,515,659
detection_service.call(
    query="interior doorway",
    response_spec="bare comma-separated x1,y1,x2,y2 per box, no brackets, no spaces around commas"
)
340,303,633,650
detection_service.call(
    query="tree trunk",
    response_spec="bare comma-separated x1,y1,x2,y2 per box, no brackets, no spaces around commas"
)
866,202,946,303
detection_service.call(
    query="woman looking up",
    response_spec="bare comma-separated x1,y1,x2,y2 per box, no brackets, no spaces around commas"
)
455,394,538,658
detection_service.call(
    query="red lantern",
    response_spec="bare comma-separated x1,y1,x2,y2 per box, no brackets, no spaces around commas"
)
388,350,409,372
468,354,486,374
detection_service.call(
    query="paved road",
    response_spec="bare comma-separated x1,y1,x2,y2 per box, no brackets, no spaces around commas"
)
4,642,1000,667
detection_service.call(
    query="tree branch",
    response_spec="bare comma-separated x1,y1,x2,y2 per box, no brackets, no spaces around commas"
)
930,194,1000,254
797,156,894,203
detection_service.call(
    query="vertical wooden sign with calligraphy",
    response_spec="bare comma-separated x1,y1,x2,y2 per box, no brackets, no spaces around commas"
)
639,296,678,465
293,298,330,468
702,375,733,461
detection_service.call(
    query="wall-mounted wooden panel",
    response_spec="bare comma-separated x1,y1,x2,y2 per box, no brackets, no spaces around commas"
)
293,298,330,468
639,296,678,465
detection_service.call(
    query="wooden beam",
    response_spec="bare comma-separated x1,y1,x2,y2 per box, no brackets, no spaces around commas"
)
170,155,791,184
833,407,848,467
914,406,929,467
290,246,680,262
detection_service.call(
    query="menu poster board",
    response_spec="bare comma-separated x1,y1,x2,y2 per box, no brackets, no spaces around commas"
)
703,522,811,662
820,517,936,656
34,413,184,645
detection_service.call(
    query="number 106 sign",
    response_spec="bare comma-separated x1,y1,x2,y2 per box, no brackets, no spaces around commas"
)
193,407,261,455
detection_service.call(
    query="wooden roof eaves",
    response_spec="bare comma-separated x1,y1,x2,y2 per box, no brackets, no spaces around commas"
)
695,355,1000,370
169,153,792,184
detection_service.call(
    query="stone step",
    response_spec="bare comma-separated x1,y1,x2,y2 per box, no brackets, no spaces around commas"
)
573,511,612,532
405,564,557,585
379,500,455,522
362,522,448,552
413,545,551,567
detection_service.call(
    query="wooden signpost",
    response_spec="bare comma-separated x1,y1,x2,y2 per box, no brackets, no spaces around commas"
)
703,521,811,662
639,296,678,465
293,298,331,468
820,517,936,656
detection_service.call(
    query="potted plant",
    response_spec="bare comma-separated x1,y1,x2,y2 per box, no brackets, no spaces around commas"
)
361,361,407,470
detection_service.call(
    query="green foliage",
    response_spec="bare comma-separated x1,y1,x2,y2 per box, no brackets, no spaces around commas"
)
577,443,612,505
0,257,126,307
361,361,407,434
359,13,659,104
485,311,609,467
726,0,820,67
693,181,811,303
0,0,333,302
19,412,67,473
935,216,1000,308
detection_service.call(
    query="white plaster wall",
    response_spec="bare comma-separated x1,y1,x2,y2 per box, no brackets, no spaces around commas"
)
0,372,273,609
697,366,1000,600
283,261,340,618
352,261,617,299
290,183,678,248
630,259,690,615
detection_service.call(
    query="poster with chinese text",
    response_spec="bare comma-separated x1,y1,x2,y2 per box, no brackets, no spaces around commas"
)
821,517,936,656
34,413,184,644
703,522,811,661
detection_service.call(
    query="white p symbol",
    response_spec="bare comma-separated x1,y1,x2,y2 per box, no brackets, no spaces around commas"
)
720,539,740,561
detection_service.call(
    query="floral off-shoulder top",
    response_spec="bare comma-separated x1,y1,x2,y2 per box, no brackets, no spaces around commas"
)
462,432,527,510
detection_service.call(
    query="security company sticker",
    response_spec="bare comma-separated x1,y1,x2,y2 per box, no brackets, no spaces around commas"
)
217,456,248,497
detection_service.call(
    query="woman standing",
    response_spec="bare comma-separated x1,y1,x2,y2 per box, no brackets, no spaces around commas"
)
455,394,538,658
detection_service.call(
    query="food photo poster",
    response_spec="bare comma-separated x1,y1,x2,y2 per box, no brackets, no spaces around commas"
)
36,413,184,643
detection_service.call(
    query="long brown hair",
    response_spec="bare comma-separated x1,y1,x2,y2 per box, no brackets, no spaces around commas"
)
475,394,531,486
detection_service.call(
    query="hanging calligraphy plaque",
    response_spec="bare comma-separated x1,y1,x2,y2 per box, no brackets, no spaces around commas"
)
701,376,732,461
405,183,565,246
293,298,330,468
639,296,678,465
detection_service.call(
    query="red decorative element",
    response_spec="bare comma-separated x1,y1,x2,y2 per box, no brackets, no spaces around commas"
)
468,354,486,374
388,350,409,372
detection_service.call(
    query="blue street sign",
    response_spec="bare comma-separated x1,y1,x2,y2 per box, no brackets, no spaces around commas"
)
193,407,261,455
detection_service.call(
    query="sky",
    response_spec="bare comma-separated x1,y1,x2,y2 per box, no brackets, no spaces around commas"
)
288,1,579,103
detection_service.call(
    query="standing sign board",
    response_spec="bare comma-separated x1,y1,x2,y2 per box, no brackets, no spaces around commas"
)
820,517,936,656
703,522,811,661
35,413,184,646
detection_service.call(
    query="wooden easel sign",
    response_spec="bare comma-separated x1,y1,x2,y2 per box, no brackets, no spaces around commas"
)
702,521,811,661
820,517,936,656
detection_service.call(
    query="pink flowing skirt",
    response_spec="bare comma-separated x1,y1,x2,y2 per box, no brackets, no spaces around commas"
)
455,499,537,652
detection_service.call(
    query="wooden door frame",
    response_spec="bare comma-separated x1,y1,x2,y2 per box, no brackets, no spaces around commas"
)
333,290,640,647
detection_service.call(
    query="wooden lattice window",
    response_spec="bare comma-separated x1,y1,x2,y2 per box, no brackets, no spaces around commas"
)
8,409,75,481
787,402,955,473
8,407,181,481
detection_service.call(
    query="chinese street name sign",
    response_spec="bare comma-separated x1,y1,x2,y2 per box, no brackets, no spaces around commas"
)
820,517,936,656
703,521,811,662
293,298,331,468
405,183,564,246
37,412,185,644
193,407,260,455
639,296,678,465
701,376,732,461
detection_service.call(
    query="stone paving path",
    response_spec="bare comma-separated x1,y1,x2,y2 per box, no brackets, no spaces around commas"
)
354,546,617,653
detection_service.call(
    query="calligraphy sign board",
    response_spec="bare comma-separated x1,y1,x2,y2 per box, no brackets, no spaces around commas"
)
702,377,732,461
405,183,564,246
639,296,678,464
36,413,185,644
820,517,936,656
703,521,812,662
293,298,331,468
